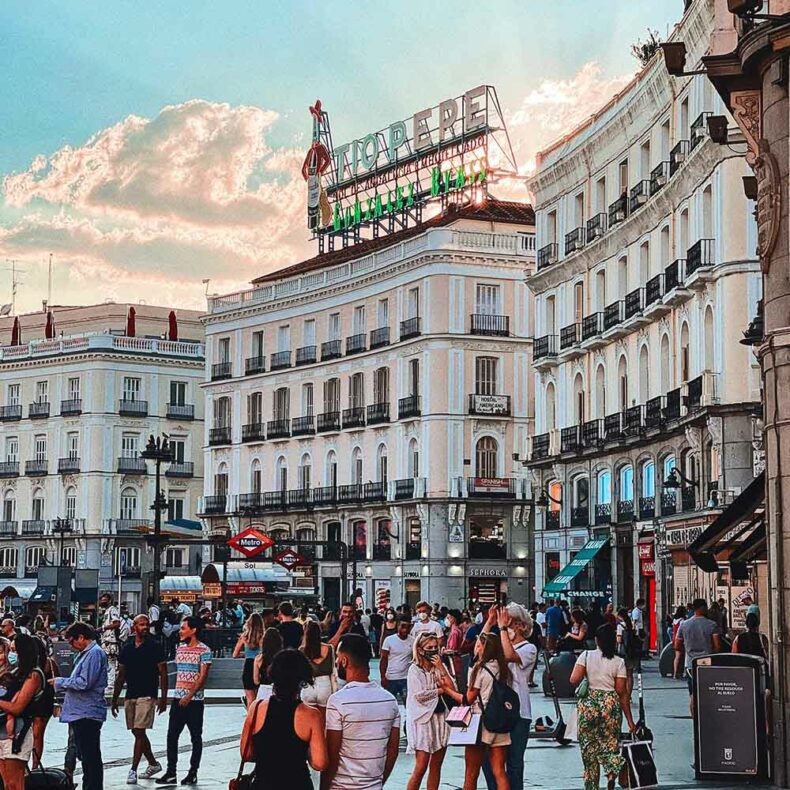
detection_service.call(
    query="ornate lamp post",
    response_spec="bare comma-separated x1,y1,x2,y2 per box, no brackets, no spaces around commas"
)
52,517,73,566
141,434,171,607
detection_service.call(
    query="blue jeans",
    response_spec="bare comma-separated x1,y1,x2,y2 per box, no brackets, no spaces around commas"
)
481,717,531,790
386,678,408,704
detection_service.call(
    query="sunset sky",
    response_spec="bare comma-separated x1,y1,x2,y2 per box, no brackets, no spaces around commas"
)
1,1,680,313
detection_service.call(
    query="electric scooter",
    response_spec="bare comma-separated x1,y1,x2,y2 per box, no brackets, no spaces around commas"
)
531,650,572,746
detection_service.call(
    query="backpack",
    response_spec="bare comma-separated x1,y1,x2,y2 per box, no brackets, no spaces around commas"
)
481,666,520,734
624,628,642,660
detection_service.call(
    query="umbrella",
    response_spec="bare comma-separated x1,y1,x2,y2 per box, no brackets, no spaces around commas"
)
126,306,136,337
10,317,20,347
168,310,178,341
45,311,55,339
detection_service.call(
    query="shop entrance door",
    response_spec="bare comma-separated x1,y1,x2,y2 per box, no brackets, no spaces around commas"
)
323,578,340,613
469,578,505,608
405,579,421,610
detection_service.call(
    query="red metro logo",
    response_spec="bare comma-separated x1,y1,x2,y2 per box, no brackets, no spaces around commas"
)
227,528,275,558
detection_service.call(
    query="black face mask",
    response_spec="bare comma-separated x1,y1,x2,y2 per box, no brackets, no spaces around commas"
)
337,662,347,681
423,649,439,659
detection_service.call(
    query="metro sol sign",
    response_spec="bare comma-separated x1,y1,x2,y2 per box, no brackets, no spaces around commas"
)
227,527,274,559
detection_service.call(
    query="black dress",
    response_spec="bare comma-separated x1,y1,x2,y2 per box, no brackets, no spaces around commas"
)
252,697,311,790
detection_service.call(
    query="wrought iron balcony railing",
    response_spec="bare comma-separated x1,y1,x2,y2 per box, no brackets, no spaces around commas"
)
321,339,342,360
270,351,291,371
295,346,317,366
209,426,232,445
537,243,558,271
470,314,509,337
399,317,421,340
211,361,232,380
245,356,266,375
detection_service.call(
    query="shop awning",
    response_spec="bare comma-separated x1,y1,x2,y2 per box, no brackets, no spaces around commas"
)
0,583,37,600
542,538,609,595
689,473,765,573
201,562,290,585
160,576,203,593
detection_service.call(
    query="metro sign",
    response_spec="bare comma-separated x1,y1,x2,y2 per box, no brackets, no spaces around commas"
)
227,527,274,558
273,549,306,572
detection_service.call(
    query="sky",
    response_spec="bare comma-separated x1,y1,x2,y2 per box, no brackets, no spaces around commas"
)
0,1,681,314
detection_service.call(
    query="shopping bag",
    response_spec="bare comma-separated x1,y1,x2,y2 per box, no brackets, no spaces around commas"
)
446,705,473,728
448,712,482,746
620,739,658,789
564,705,579,742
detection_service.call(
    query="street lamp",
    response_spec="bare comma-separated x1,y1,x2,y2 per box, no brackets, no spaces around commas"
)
141,434,172,607
52,517,73,566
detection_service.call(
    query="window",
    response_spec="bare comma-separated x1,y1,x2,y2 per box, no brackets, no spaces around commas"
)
408,358,420,396
67,432,79,460
661,119,671,159
595,176,606,214
639,241,650,282
169,381,187,406
475,436,499,478
277,325,290,352
545,295,556,333
31,490,45,520
618,356,628,410
273,388,290,421
352,448,363,485
595,364,606,418
251,331,264,359
247,391,263,424
574,192,584,226
574,282,584,323
619,466,634,501
2,496,14,522
475,357,498,396
121,433,139,459
409,439,419,478
34,435,47,462
595,270,606,312
214,468,229,496
545,381,556,430
407,288,420,319
547,210,557,244
298,454,311,490
349,373,364,408
639,346,650,401
67,377,80,400
213,396,231,428
276,456,288,492
167,498,184,522
660,225,671,268
328,313,341,341
469,515,505,559
377,299,389,328
642,461,656,498
597,471,612,504
324,379,340,413
353,305,366,335
640,139,651,178
618,158,629,194
60,546,76,568
122,377,141,401
5,437,17,463
6,385,19,407
0,548,17,571
326,451,338,487
660,334,671,390
120,488,138,520
26,547,45,570
680,323,690,382
218,337,231,364
166,548,184,568
475,284,500,315
115,546,141,574
303,319,316,346
373,368,389,404
574,373,585,424
618,255,628,298
65,488,77,520
377,445,388,484
680,97,689,137
35,381,48,403
352,520,367,560
170,438,185,464
302,384,314,417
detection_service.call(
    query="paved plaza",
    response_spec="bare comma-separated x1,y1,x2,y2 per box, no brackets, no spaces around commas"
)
37,659,763,789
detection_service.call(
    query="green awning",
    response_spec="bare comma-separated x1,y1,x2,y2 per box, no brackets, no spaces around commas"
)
543,537,609,595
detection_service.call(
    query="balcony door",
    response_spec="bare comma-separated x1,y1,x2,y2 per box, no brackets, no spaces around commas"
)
170,381,187,407
476,284,500,315
324,379,340,414
123,377,141,402
475,357,498,396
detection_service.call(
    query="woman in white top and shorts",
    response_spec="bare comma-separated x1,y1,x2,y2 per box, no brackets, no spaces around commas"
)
570,624,636,790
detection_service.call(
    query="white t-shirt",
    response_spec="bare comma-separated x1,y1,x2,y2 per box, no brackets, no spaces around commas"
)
575,649,627,691
411,619,444,641
381,634,414,680
535,612,546,636
325,681,400,790
176,602,193,618
102,605,121,645
509,640,538,720
148,604,160,623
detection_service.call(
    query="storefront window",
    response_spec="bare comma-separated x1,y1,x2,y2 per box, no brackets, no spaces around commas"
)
469,515,506,560
406,518,421,560
374,520,391,560
325,521,341,560
352,520,367,560
545,551,561,583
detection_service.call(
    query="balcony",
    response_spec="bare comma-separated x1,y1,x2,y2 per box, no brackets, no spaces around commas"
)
534,334,558,361
603,413,622,441
288,488,312,508
586,213,607,242
237,493,264,513
581,313,604,343
564,226,585,255
119,399,148,417
405,541,421,560
608,195,628,227
342,407,365,429
686,375,703,410
28,402,50,419
665,388,682,420
295,345,317,366
561,426,581,454
686,239,714,277
0,405,21,422
467,477,517,498
603,301,624,331
366,402,390,425
399,317,421,340
0,521,17,537
546,510,561,529
681,486,696,512
270,351,291,371
242,422,266,443
321,339,342,361
582,419,602,446
394,479,416,500
312,486,337,507
617,499,634,523
650,161,669,195
166,403,194,420
468,394,511,416
398,395,421,419
211,361,232,381
346,334,366,355
669,140,690,176
22,520,46,536
623,405,643,435
571,507,589,528
338,484,363,504
267,419,291,439
531,433,550,461
470,314,509,337
690,112,712,151
117,457,147,475
292,416,316,436
58,457,80,474
166,462,194,478
25,460,48,476
364,482,386,502
595,503,611,525
629,180,651,214
245,356,266,376
0,462,18,478
370,327,390,349
639,496,656,520
209,426,232,446
203,496,227,515
624,288,643,320
660,490,677,516
645,396,663,428
560,323,580,351
537,243,558,271
316,411,341,433
60,399,82,416
645,274,663,306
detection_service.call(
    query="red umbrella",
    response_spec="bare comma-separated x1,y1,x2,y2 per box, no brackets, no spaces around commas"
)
168,310,178,341
126,306,136,337
10,317,20,346
45,311,55,339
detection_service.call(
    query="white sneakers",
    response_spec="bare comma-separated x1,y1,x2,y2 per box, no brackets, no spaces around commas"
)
128,761,163,783
127,770,138,785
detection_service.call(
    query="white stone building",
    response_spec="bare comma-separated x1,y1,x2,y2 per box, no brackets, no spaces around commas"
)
525,0,761,645
200,199,537,611
0,303,205,614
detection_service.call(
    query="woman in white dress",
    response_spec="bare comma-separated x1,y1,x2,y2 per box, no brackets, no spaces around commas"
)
405,633,454,790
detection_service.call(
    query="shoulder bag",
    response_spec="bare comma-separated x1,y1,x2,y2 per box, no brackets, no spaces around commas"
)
575,651,590,699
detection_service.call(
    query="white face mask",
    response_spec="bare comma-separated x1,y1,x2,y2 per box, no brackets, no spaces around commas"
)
386,614,395,621
418,612,429,622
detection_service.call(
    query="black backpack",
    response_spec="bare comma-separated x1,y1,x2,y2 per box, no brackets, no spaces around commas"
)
481,666,520,733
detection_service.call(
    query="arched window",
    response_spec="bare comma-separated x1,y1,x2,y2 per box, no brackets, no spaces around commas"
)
660,334,671,391
639,345,650,401
250,459,262,494
2,491,16,523
215,462,228,497
702,185,713,238
546,481,562,528
297,526,316,560
325,450,338,488
376,444,388,485
475,436,499,478
373,367,389,405
680,322,690,382
351,448,363,485
375,519,392,560
31,487,45,522
545,295,556,334
595,269,607,312
595,364,606,418
545,381,556,430
641,460,656,498
660,225,670,268
268,526,290,543
572,475,589,525
618,355,629,410
120,487,137,520
639,240,650,282
275,456,288,492
619,465,634,520
65,486,77,521
298,453,311,490
351,520,367,561
679,207,689,252
618,255,628,298
704,306,714,371
573,373,585,424
597,470,612,504
408,439,419,478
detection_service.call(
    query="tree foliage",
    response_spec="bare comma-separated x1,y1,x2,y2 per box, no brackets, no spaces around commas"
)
631,29,662,67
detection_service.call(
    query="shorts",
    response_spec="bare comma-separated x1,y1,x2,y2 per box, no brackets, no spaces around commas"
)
386,678,408,703
0,730,33,762
125,697,156,730
242,659,257,691
301,675,333,707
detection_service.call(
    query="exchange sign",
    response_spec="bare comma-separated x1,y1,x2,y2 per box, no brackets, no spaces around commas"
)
273,549,306,572
227,528,274,559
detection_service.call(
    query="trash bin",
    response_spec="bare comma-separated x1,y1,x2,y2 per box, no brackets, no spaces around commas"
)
692,653,770,781
658,642,676,677
542,650,577,699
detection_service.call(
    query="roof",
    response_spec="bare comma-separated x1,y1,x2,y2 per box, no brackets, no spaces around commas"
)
251,197,535,285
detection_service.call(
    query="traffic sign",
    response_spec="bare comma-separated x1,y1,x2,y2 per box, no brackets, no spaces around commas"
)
273,549,306,571
227,527,274,558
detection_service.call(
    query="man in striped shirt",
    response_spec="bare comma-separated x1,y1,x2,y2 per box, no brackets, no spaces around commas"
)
322,634,400,790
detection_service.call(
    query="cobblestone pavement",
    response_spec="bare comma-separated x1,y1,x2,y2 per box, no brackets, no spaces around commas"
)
38,660,766,789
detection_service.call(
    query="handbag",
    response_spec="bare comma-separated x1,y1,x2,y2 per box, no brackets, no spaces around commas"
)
25,750,74,789
575,676,590,699
447,712,482,746
239,700,265,762
446,705,473,728
228,760,256,790
619,739,658,789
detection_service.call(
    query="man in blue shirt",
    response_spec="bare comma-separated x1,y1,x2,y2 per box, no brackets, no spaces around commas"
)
52,621,109,790
544,599,564,653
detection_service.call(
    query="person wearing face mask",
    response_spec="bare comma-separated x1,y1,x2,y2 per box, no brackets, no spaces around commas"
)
379,616,413,704
411,602,444,646
380,610,398,649
405,634,454,790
